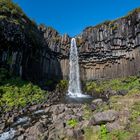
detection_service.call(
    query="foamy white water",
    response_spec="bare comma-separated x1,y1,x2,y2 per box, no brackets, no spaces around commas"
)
0,129,15,140
68,38,87,97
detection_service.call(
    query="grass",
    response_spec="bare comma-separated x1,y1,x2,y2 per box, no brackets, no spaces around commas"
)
84,127,100,140
84,7,140,35
84,126,133,140
85,76,140,94
0,0,26,17
83,76,140,140
0,68,48,113
83,104,93,119
130,102,140,121
0,0,44,49
66,119,78,128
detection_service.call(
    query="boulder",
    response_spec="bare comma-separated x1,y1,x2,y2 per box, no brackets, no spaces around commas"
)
92,110,118,125
92,98,103,106
106,121,123,132
0,122,5,133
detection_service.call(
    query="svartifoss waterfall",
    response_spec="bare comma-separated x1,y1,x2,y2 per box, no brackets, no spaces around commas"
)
68,38,85,97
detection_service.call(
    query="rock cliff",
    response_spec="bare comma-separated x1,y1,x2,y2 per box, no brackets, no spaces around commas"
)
0,0,62,83
78,9,140,80
45,8,140,81
0,0,140,83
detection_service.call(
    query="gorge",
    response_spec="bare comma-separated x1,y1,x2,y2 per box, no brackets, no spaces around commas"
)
0,0,140,140
1,7,140,84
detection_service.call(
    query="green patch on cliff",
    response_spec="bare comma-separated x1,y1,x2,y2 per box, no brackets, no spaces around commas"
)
0,0,43,49
0,0,27,24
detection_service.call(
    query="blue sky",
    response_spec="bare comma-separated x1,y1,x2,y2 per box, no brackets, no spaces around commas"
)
13,0,140,36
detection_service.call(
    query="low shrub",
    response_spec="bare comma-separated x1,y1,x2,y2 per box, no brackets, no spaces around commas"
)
56,80,68,92
0,68,48,112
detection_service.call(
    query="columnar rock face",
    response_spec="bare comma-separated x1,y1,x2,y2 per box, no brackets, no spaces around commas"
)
42,9,140,81
77,10,140,80
38,25,70,80
0,0,140,83
0,0,63,82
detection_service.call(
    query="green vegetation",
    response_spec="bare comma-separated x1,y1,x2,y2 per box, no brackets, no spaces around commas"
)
84,127,99,140
0,0,27,23
130,102,140,121
56,80,68,92
0,0,24,14
84,127,132,140
0,68,48,112
127,7,140,16
0,0,43,49
85,7,140,33
85,76,140,94
106,130,132,140
84,125,132,140
67,119,78,128
99,125,108,140
83,104,92,119
84,76,140,140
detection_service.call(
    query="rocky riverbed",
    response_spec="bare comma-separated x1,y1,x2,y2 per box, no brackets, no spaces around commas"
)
0,89,140,140
0,99,108,140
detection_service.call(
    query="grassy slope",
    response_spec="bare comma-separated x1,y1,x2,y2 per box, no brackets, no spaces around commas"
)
0,68,48,113
85,76,140,94
83,77,140,140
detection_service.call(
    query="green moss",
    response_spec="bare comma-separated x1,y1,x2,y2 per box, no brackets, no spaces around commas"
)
0,68,48,112
83,104,93,119
0,0,25,16
56,80,68,92
0,0,44,49
84,126,132,140
67,119,78,128
130,102,140,121
84,127,99,140
127,7,140,16
106,130,132,140
85,81,104,93
0,80,47,112
85,76,140,94
85,7,140,33
127,88,140,96
99,125,108,140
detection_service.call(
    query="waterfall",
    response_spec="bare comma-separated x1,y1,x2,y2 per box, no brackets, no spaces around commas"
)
68,38,84,97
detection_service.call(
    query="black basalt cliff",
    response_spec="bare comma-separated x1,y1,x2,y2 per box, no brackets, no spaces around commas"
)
0,0,140,83
77,9,140,80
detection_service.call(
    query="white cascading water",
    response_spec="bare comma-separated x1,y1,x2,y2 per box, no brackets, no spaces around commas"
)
68,38,85,97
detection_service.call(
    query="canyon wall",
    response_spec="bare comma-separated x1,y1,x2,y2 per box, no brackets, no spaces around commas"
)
46,9,140,81
77,9,140,80
0,0,140,83
0,0,63,83
42,9,140,81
